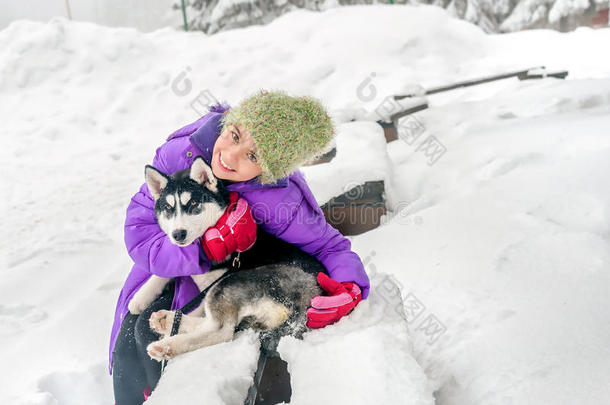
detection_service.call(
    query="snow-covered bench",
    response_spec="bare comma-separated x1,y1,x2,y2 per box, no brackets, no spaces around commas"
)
301,120,392,235
146,274,433,405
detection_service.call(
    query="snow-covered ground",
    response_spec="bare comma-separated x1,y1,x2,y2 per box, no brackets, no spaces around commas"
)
1,4,609,404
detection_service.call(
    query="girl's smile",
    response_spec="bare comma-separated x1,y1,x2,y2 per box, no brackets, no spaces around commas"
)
218,152,235,172
211,124,263,182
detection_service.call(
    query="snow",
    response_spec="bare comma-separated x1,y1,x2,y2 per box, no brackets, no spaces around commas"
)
277,274,433,405
1,4,610,404
147,275,434,404
358,98,610,403
147,330,262,404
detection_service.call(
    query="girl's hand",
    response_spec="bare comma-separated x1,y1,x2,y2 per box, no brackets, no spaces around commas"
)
306,272,362,328
201,192,257,262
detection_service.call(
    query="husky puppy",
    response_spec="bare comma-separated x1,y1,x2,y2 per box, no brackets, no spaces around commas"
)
129,156,323,361
127,157,230,315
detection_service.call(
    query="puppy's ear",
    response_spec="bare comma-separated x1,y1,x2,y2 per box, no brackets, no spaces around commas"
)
145,165,169,200
190,156,218,193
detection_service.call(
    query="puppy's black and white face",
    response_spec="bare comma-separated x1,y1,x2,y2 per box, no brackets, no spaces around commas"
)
145,157,228,246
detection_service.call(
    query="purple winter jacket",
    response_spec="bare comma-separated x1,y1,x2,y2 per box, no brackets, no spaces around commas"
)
108,103,370,374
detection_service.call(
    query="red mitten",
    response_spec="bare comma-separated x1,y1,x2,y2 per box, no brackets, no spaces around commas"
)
201,192,257,262
306,273,362,329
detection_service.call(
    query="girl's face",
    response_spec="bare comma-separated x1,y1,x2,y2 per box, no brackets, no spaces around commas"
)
211,124,263,182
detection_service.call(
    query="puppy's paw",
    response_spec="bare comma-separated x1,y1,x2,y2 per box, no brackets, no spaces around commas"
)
147,340,173,362
149,309,174,335
128,296,148,315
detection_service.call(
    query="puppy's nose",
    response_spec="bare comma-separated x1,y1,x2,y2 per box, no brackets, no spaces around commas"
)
172,229,187,242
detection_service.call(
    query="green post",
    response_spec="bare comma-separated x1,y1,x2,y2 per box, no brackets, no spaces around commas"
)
181,0,189,31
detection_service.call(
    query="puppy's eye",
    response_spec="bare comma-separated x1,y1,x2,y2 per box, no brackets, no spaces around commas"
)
190,200,198,207
165,204,172,211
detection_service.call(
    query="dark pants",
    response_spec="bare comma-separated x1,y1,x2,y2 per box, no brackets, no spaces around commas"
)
112,282,174,405
112,229,326,404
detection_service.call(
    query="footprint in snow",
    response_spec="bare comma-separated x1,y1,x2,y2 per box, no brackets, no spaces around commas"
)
37,363,110,405
0,304,48,336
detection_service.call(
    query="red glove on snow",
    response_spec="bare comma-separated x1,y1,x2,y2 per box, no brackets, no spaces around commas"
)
306,272,362,329
201,191,257,262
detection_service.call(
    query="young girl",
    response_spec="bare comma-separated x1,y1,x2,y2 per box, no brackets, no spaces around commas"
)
109,90,371,404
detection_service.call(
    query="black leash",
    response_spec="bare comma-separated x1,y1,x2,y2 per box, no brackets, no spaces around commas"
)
171,251,243,335
160,251,244,372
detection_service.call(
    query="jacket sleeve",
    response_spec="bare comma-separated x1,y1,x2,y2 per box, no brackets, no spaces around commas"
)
123,143,211,278
247,187,371,300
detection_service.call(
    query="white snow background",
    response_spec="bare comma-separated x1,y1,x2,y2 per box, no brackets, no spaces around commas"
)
1,4,609,404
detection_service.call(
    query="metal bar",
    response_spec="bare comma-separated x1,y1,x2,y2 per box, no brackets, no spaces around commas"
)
518,70,569,80
394,66,546,100
389,102,429,122
181,0,189,31
64,0,72,20
244,348,268,405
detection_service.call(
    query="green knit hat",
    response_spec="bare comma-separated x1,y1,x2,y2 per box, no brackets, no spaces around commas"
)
220,89,336,185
